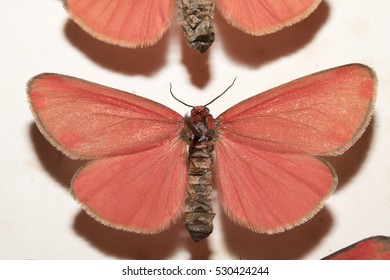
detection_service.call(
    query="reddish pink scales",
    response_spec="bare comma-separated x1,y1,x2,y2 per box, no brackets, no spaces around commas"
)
28,64,376,241
65,0,322,52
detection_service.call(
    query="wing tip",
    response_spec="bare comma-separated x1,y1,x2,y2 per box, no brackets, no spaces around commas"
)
321,63,378,157
27,74,86,160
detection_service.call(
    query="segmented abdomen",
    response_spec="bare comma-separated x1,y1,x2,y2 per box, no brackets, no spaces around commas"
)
185,143,215,242
176,0,215,53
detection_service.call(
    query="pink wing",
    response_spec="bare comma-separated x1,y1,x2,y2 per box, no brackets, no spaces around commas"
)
65,0,175,47
323,236,390,260
215,64,376,233
215,136,336,233
217,0,321,35
28,73,183,159
28,73,188,232
218,64,376,156
72,138,187,233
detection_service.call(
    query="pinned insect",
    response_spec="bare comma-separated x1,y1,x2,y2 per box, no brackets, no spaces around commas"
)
28,64,376,241
64,0,322,53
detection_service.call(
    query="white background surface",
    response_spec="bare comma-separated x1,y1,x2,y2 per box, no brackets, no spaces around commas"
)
1,0,389,259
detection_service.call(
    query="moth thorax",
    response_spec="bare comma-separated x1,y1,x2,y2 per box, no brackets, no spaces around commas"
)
176,0,215,53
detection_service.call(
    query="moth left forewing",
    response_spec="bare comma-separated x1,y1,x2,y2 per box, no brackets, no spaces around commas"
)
28,73,184,159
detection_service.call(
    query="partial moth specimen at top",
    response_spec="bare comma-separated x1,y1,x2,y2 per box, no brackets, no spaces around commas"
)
64,0,322,53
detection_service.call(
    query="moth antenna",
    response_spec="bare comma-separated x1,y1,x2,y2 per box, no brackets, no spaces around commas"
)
169,83,194,108
170,78,237,108
204,77,237,107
